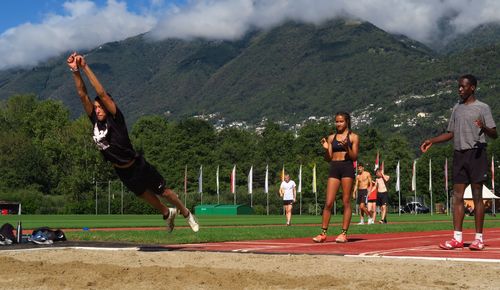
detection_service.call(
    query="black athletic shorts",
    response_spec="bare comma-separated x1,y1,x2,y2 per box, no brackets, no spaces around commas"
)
357,189,368,204
283,200,294,206
453,147,488,184
376,191,388,206
114,155,166,196
328,160,355,179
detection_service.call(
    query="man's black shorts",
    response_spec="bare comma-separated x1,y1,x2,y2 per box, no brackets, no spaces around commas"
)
453,147,488,184
376,192,388,206
114,155,166,196
357,189,368,204
283,200,294,206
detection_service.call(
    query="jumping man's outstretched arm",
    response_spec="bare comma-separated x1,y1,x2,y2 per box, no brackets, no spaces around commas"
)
76,54,117,117
67,52,93,116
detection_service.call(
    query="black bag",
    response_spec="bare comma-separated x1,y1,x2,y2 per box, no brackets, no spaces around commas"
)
0,223,16,245
31,227,67,245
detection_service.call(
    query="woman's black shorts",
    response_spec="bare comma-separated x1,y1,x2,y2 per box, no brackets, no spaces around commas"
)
328,160,355,179
283,200,294,206
114,155,166,196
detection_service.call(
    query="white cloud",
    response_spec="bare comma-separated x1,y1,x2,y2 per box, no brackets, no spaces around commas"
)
149,0,500,44
2,0,500,70
0,0,156,70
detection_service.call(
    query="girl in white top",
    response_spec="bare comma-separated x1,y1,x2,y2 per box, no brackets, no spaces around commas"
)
280,174,296,226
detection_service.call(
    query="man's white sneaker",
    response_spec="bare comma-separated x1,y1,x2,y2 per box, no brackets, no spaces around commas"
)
367,218,374,224
357,221,365,225
163,208,177,233
186,212,199,232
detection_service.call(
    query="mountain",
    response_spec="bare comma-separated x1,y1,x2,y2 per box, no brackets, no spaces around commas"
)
1,18,500,143
442,22,500,54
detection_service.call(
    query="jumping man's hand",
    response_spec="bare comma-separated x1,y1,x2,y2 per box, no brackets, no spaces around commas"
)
67,52,78,72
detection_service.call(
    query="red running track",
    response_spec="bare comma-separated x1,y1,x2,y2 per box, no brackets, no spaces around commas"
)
161,228,500,262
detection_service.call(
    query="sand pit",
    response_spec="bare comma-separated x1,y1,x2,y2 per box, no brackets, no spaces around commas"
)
0,248,498,289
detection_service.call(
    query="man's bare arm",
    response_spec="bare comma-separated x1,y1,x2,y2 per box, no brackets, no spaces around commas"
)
77,55,117,116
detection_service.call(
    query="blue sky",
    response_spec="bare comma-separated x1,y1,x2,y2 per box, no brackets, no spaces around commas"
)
0,0,186,34
1,0,499,70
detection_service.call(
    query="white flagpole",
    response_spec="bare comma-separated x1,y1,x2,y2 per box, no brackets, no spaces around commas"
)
248,166,253,207
396,160,401,216
429,158,433,215
232,165,236,205
198,165,203,205
445,158,449,216
184,165,187,206
313,164,317,215
265,164,269,215
412,160,417,215
216,165,220,204
492,156,496,215
298,164,302,215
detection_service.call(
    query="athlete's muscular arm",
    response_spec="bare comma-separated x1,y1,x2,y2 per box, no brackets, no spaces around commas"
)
367,174,373,192
420,132,453,153
67,53,93,116
77,55,117,117
353,176,359,199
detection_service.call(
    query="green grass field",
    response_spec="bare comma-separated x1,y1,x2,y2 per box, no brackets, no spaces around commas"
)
0,214,498,244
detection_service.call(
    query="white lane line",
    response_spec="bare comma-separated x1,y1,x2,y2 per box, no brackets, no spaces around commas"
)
344,254,500,263
0,246,139,252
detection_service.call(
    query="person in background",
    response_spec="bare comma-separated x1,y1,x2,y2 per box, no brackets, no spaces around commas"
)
353,163,373,225
279,173,297,226
366,180,377,224
374,168,390,224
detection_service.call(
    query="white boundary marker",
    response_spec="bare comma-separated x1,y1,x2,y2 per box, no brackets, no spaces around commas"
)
344,254,500,263
0,246,139,253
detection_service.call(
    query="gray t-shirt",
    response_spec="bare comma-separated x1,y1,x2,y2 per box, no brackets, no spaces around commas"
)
447,99,496,150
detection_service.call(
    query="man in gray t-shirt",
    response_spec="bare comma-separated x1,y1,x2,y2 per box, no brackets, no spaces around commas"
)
420,74,497,251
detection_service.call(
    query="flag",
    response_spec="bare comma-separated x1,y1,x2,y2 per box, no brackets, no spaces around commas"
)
198,165,203,193
374,150,380,170
281,164,285,182
411,160,416,192
429,158,432,192
184,165,187,194
264,165,269,194
216,165,219,195
395,161,400,191
230,165,236,194
248,166,253,194
444,158,448,191
312,164,317,193
298,164,302,193
492,156,495,191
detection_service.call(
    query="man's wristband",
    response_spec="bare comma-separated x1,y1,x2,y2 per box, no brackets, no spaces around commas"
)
70,67,79,72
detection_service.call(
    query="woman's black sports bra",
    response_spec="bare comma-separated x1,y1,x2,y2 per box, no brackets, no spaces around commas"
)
331,132,352,160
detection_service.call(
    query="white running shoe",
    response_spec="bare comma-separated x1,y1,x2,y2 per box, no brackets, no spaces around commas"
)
186,212,199,232
367,218,374,224
163,208,177,233
357,221,365,225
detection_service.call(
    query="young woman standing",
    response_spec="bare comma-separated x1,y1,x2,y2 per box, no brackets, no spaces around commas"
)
313,112,359,243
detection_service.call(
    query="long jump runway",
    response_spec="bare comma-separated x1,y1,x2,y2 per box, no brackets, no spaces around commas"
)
158,228,500,262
